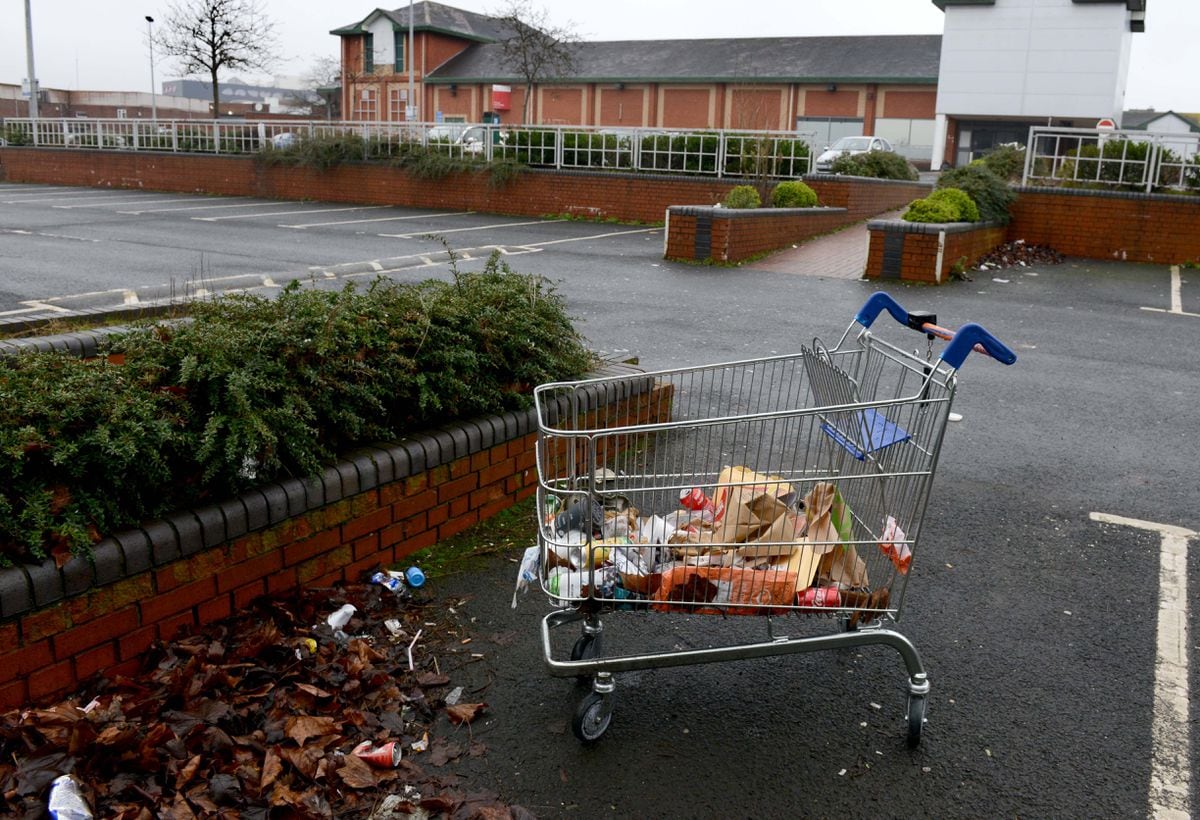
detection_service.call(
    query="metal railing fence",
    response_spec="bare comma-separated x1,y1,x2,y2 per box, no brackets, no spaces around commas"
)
1022,125,1200,193
0,118,816,179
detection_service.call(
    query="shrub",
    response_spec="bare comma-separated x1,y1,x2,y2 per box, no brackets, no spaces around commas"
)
722,185,762,209
0,353,189,564
902,198,960,223
1,262,593,565
830,150,919,181
936,165,1016,223
977,143,1026,181
926,187,980,222
771,180,818,208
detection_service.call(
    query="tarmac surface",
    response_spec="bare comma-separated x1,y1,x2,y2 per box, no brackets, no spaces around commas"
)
1,182,1197,818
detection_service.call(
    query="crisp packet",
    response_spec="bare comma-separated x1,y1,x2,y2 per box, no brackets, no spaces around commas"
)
879,516,912,574
511,545,541,608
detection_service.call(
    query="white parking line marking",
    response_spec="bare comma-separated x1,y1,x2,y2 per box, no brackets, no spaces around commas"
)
119,201,273,215
1089,512,1195,820
0,227,100,242
279,210,475,229
192,205,389,222
2,191,128,203
1141,266,1199,318
520,227,662,246
380,218,563,239
53,197,209,209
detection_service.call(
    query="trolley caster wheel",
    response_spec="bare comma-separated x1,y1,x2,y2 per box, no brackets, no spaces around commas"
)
572,692,614,743
570,634,602,684
906,695,928,748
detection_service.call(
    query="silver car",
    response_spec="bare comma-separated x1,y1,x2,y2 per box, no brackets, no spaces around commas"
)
815,135,894,172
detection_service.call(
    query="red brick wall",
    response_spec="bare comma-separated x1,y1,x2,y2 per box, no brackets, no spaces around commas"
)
1009,187,1200,264
0,147,748,225
865,223,1008,284
806,177,931,221
0,380,674,709
805,89,859,118
661,88,712,128
665,177,932,263
882,90,937,119
667,207,849,263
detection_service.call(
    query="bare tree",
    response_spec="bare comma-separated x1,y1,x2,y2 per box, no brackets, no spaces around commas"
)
155,0,279,118
493,0,578,124
303,55,342,121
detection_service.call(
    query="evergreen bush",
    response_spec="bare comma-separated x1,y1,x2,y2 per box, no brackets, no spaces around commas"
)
771,180,819,208
830,150,919,181
722,185,762,209
0,261,593,566
936,165,1016,223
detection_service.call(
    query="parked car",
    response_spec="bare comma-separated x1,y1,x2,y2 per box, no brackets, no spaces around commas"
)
426,124,505,155
815,135,894,172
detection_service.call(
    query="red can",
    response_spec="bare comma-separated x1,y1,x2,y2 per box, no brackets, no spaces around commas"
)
797,586,841,608
679,487,715,513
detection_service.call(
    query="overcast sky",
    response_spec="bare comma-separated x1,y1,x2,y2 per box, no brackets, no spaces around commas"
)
1,0,1194,112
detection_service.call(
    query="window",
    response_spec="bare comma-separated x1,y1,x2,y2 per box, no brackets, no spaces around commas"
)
116,109,127,119
363,33,374,73
393,30,405,73
355,88,377,121
388,87,410,121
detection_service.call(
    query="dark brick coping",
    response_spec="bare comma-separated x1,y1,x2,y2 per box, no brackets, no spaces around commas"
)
0,362,650,621
1015,184,1200,205
668,205,849,218
804,173,932,189
866,218,1007,235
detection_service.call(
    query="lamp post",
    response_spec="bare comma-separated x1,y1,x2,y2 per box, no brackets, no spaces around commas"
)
24,0,39,119
145,15,158,122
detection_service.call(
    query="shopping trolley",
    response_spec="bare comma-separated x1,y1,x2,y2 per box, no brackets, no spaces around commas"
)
532,292,1016,744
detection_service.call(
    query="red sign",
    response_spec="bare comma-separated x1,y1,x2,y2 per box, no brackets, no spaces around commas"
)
1096,118,1117,130
491,84,511,111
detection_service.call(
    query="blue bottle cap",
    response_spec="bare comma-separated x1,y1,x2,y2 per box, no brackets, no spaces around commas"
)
405,566,426,588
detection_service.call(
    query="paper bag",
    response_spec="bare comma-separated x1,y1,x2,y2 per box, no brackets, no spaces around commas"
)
710,466,794,544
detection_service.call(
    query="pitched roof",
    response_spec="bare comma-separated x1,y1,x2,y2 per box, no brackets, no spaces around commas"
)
1122,109,1200,131
331,1,515,42
428,34,943,85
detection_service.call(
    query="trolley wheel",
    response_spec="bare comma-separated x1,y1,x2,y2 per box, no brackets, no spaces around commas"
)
572,692,614,743
906,694,927,748
570,634,603,684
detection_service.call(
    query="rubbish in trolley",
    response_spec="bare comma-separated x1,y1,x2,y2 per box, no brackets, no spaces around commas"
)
529,291,1017,744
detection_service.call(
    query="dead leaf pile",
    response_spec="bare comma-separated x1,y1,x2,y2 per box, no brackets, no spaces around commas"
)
0,582,529,819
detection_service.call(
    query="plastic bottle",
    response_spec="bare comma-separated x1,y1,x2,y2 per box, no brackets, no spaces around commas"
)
404,566,426,588
47,775,92,820
326,603,356,640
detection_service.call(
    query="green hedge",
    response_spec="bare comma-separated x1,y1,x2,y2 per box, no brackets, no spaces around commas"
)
0,261,593,566
723,185,761,209
771,180,818,208
829,150,919,181
903,187,980,223
936,165,1016,224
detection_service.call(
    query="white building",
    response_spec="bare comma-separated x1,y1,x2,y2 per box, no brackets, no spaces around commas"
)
931,0,1146,169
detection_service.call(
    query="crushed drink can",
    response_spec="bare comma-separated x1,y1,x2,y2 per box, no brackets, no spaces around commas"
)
797,586,841,608
679,487,714,513
352,740,402,767
372,571,404,593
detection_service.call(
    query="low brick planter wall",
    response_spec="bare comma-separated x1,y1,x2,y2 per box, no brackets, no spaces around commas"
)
665,205,849,263
664,175,932,263
865,219,1008,284
1010,186,1200,264
0,358,674,710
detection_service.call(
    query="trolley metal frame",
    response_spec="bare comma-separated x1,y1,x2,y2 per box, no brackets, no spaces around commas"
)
532,293,1016,744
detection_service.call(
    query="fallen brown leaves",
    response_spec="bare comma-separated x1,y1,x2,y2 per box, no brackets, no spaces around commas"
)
0,582,527,819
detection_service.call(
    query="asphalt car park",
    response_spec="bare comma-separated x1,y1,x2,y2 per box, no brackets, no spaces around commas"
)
1,181,1196,817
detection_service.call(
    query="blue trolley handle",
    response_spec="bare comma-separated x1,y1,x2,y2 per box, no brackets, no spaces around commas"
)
854,292,1017,369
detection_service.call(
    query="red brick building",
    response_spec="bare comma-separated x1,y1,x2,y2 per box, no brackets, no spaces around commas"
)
333,2,940,162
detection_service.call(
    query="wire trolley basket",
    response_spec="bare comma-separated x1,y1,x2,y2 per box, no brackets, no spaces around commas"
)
532,293,1017,744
